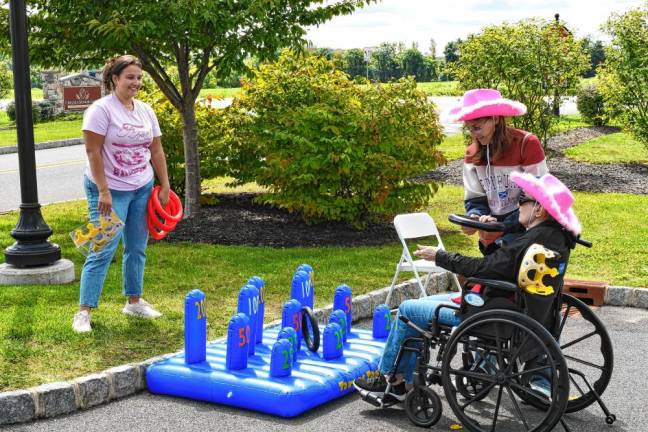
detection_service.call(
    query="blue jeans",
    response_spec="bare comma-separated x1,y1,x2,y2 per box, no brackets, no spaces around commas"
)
379,293,457,383
79,176,153,308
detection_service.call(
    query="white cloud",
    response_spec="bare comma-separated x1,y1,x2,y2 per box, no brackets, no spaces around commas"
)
306,0,645,54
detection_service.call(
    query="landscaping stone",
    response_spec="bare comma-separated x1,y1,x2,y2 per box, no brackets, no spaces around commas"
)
0,390,35,425
73,374,109,409
352,294,371,320
605,286,634,306
634,289,648,309
106,365,139,399
34,381,76,418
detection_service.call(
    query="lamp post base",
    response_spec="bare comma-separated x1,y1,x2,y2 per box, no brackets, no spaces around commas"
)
0,258,74,285
4,202,61,267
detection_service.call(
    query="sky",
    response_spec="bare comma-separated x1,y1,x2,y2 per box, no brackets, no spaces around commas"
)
306,0,645,55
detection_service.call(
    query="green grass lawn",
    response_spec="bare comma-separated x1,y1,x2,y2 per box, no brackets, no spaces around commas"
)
198,87,242,99
0,184,645,390
0,118,83,147
417,81,461,96
438,133,467,161
565,132,648,164
4,88,43,101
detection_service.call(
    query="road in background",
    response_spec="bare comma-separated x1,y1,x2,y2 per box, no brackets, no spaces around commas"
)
0,144,85,213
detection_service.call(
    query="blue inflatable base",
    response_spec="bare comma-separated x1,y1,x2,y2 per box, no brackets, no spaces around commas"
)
146,326,387,417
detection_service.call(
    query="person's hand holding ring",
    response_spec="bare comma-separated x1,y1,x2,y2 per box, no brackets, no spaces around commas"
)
158,184,170,207
98,189,112,216
461,214,481,235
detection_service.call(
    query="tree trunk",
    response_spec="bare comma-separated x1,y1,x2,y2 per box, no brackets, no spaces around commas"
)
181,100,201,218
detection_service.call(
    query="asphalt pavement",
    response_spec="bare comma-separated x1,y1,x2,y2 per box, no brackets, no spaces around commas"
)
5,305,647,432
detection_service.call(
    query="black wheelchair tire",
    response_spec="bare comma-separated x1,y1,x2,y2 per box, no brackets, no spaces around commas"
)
405,386,442,428
448,213,507,233
522,294,614,414
301,306,320,352
441,309,569,432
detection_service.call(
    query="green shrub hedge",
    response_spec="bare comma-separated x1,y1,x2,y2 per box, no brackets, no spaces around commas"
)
218,51,445,227
577,84,608,126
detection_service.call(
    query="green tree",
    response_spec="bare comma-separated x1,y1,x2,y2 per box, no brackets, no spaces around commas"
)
0,61,11,98
371,42,403,82
581,37,606,78
220,51,445,227
23,0,374,217
598,5,648,148
450,19,588,146
400,46,427,81
343,48,367,79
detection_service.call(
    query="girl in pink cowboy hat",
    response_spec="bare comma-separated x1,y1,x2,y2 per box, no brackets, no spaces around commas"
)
356,172,582,396
447,89,549,255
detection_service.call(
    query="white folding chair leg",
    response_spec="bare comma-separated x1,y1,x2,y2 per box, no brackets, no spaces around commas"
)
410,267,428,298
449,273,462,292
386,260,403,307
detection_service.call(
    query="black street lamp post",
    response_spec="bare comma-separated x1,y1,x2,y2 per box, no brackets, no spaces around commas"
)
4,0,61,267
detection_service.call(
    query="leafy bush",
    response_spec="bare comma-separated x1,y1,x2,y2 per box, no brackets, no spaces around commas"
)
577,84,608,126
6,101,42,123
598,5,648,149
0,63,12,99
450,18,589,146
141,91,230,197
219,50,445,227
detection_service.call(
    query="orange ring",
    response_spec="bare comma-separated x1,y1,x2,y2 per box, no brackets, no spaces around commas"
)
147,213,168,240
148,192,179,232
151,186,183,223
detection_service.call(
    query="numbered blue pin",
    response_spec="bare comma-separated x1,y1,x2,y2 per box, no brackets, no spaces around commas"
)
373,304,392,339
270,339,293,377
277,326,298,363
297,263,314,305
333,284,352,334
238,284,260,355
322,322,344,360
281,299,302,351
329,309,348,343
247,276,265,344
226,313,250,370
184,289,207,364
291,270,313,310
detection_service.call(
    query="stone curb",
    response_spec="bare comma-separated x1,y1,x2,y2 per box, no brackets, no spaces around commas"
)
1,274,645,426
0,137,83,155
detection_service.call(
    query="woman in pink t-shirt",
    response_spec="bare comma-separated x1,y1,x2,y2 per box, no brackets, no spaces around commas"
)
73,55,171,333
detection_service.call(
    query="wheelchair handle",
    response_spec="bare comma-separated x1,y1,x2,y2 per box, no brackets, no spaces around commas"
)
575,237,592,248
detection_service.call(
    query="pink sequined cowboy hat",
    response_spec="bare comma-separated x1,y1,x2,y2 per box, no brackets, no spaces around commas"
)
446,88,527,122
511,172,582,236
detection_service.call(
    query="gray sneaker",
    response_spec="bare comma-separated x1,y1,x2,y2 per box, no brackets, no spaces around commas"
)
72,310,92,333
122,299,162,319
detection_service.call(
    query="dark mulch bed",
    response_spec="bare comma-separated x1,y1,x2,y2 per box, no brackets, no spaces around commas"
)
167,193,399,247
168,126,647,247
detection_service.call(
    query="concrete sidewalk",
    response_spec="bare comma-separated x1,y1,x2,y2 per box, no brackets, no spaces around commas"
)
0,137,82,155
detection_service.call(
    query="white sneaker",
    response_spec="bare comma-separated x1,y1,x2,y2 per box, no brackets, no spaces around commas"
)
72,310,92,333
122,299,162,319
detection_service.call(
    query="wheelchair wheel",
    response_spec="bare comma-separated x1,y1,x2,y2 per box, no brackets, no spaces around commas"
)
454,349,493,402
554,294,613,413
405,386,442,428
441,310,569,432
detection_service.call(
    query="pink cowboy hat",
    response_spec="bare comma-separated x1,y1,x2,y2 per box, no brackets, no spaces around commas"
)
511,172,582,236
446,88,527,122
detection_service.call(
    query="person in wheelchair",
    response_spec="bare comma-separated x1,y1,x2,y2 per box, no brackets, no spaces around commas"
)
354,172,581,400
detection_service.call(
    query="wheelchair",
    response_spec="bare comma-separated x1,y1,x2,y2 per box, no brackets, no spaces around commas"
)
360,217,615,431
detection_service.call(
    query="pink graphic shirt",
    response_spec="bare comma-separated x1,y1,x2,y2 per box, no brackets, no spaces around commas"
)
82,94,161,191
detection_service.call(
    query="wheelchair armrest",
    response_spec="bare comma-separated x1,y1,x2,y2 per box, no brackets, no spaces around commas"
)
466,277,518,292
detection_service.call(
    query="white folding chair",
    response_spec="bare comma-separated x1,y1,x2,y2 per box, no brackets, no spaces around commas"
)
386,212,461,306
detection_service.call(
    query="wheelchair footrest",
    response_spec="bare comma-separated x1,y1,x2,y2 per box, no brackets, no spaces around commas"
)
356,388,403,409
